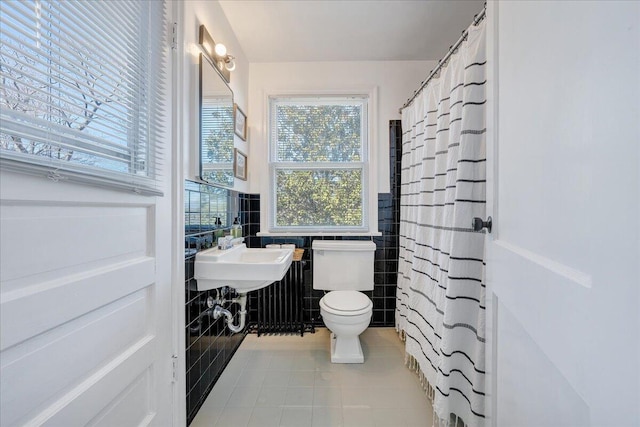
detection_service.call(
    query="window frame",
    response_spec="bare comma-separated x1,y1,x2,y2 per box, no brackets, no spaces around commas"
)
267,94,373,234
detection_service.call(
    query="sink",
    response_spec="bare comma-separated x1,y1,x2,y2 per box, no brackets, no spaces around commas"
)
194,244,294,293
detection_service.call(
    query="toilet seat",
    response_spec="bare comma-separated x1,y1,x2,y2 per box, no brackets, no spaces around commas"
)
320,290,372,316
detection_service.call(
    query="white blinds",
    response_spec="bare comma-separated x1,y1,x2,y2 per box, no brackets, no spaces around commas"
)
0,0,166,195
271,97,365,163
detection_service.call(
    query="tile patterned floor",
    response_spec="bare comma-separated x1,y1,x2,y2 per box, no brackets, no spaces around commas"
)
190,328,433,427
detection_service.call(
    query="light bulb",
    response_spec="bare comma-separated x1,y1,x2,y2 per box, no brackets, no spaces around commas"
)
225,58,236,72
214,43,227,57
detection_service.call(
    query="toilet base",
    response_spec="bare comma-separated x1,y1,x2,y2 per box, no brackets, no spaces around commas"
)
330,332,364,363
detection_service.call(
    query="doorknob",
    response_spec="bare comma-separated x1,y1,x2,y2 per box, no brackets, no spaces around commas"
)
472,216,492,233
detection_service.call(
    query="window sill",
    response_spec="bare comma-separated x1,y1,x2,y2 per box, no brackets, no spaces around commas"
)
257,231,382,237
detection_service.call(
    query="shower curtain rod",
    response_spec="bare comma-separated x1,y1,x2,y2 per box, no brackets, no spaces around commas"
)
399,5,487,113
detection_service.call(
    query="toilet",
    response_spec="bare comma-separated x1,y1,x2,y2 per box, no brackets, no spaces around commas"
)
312,240,376,363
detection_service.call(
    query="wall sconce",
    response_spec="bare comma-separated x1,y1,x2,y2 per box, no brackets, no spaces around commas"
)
223,55,236,72
214,42,236,72
199,25,234,83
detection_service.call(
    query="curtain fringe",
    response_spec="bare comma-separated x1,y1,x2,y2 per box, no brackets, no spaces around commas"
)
403,344,467,427
396,325,406,342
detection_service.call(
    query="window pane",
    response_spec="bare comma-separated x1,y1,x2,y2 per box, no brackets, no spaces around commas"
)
275,104,361,162
275,169,363,227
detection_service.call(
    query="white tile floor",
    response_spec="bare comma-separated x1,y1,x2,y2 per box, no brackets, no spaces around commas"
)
190,328,433,427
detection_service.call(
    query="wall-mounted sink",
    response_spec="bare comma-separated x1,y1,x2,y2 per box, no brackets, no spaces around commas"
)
194,244,294,293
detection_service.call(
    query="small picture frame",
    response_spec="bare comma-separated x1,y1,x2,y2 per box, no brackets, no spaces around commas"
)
234,104,247,141
234,148,247,181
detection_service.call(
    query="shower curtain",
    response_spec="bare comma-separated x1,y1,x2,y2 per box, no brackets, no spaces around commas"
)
396,20,486,427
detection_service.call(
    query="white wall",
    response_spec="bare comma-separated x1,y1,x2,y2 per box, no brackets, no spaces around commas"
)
181,0,250,193
247,61,436,199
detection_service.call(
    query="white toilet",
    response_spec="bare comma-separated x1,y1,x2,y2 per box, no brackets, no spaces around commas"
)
312,240,376,363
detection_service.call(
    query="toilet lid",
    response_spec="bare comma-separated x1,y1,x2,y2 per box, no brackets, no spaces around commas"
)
321,291,372,313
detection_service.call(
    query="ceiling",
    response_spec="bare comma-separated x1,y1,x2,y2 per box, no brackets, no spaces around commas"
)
218,0,485,63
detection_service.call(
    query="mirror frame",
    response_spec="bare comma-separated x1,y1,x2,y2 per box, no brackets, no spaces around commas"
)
198,51,235,188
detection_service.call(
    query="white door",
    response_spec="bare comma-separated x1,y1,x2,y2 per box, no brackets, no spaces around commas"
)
0,52,176,427
485,2,639,426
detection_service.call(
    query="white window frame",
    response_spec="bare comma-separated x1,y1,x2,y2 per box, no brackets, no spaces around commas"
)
267,94,378,234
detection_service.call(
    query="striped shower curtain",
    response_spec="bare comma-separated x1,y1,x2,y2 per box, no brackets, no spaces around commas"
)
396,20,487,427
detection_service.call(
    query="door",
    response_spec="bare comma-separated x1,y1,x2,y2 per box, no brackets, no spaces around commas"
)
0,46,175,427
485,2,639,426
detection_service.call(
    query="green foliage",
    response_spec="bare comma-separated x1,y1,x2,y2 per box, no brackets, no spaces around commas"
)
276,169,363,227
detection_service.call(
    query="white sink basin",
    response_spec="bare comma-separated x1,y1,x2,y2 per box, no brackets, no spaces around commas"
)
194,244,294,293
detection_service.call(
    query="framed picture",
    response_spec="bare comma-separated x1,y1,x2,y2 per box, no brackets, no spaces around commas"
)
234,104,247,141
234,148,247,181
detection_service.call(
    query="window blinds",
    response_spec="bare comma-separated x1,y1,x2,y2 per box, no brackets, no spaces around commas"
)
271,97,365,163
0,0,166,195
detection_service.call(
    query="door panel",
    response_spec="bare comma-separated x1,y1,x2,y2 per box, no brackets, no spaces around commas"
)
496,300,590,427
89,371,153,427
486,1,640,426
0,205,148,284
0,172,173,426
488,240,591,392
487,241,592,425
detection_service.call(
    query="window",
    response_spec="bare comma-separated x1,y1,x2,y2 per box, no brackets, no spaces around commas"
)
269,96,369,232
0,0,166,195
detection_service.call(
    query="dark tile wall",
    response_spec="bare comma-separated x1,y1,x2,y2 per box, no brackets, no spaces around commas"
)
185,180,244,425
244,120,403,328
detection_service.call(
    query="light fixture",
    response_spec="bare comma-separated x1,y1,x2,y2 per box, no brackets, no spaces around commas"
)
214,43,227,57
215,41,235,71
224,55,236,72
198,25,234,83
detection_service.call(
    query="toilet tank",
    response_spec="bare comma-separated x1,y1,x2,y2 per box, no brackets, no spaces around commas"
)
312,240,376,291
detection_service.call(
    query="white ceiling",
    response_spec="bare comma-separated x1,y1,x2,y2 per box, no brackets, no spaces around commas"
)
218,0,485,63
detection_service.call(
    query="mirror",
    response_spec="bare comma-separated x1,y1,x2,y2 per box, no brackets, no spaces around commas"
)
199,52,234,187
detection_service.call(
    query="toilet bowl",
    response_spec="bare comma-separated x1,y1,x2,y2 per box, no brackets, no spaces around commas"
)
319,290,372,363
312,240,376,363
